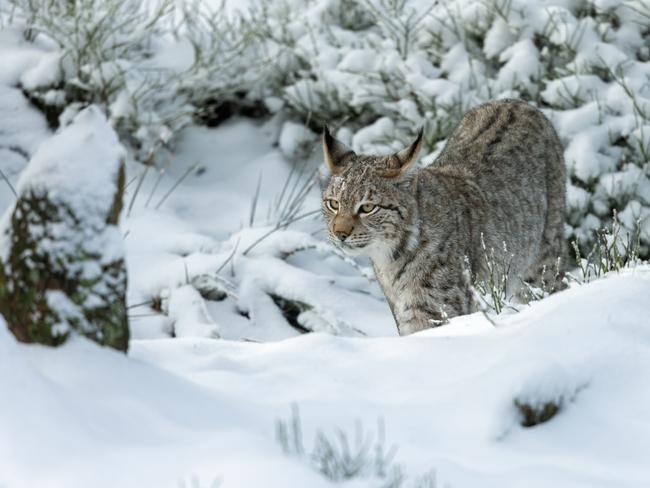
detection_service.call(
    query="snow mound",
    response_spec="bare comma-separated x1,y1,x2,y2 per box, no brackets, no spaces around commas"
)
278,121,315,160
2,268,649,487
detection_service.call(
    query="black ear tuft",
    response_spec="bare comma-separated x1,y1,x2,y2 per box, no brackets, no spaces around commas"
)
322,126,355,175
383,128,424,178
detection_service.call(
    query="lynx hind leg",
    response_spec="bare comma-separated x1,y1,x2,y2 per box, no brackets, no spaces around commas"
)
524,152,568,293
523,234,567,295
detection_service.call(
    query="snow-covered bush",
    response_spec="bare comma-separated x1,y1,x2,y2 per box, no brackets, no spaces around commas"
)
513,364,588,428
5,0,650,257
8,0,184,159
178,1,270,126
5,0,263,161
276,405,433,487
0,106,129,351
251,0,650,256
569,211,642,283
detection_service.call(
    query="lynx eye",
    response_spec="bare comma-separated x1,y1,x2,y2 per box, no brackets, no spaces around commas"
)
325,199,339,212
359,203,378,215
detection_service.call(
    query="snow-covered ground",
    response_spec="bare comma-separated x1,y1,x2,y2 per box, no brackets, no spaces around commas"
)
2,105,649,486
2,268,650,488
1,3,650,488
123,119,395,342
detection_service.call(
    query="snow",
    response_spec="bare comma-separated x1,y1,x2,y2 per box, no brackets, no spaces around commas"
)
483,18,514,59
496,39,540,92
0,85,50,212
1,2,650,487
19,50,62,90
119,117,393,342
564,126,617,182
16,106,125,216
167,285,221,338
619,201,650,242
0,27,54,86
353,117,396,152
2,268,650,487
1,105,126,281
338,48,378,72
0,82,647,487
278,121,314,159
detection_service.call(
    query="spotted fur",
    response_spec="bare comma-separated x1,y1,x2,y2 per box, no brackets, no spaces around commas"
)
321,99,567,335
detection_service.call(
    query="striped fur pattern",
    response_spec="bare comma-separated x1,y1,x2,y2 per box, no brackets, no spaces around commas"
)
321,99,567,335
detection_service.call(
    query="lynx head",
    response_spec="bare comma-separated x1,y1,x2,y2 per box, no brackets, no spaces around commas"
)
321,127,423,259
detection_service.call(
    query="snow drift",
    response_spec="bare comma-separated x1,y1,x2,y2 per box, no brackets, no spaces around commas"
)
1,268,649,488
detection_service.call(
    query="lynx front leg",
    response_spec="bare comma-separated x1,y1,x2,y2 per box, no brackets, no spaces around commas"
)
395,308,445,335
393,269,473,336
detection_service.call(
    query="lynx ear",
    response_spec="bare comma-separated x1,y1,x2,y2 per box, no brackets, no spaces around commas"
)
322,127,355,175
383,128,424,178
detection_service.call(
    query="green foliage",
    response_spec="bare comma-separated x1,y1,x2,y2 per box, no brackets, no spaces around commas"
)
515,399,561,427
569,212,643,284
513,380,587,428
472,235,515,315
473,214,644,316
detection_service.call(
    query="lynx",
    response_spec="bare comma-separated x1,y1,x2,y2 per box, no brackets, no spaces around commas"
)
321,99,566,335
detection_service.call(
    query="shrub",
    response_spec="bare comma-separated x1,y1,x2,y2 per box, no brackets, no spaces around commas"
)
275,404,443,487
569,212,643,283
6,0,263,161
6,0,650,257
251,0,650,257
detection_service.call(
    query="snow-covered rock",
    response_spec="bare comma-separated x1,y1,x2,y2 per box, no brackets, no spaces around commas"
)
0,106,129,351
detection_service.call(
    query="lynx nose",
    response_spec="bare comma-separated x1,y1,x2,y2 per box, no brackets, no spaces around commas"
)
332,214,355,242
334,230,349,241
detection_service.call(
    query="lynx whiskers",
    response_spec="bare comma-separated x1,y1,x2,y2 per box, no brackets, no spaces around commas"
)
321,99,567,335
